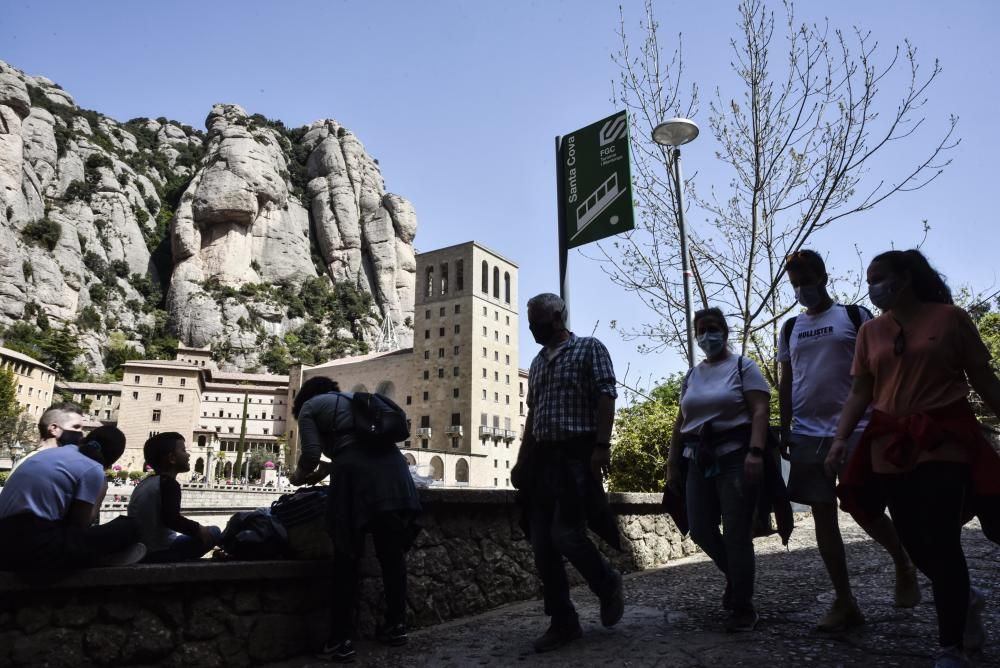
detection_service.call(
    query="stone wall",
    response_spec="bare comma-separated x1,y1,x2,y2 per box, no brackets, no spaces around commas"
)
0,489,696,667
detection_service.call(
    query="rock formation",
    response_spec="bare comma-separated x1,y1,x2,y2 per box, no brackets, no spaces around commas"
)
0,60,416,375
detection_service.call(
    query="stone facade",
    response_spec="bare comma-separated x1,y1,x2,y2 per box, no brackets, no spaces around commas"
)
55,380,121,424
0,345,56,421
0,491,694,667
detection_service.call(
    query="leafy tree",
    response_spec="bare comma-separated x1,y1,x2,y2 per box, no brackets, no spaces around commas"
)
608,375,683,492
0,366,34,450
20,217,62,251
600,0,957,384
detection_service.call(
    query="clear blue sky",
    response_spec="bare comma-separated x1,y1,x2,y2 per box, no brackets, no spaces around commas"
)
4,1,998,388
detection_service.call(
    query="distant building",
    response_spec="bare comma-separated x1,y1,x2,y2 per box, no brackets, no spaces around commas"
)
0,346,56,420
55,381,121,424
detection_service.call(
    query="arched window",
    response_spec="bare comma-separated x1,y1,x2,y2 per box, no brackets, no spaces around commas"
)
455,458,469,483
194,458,204,474
404,453,416,466
504,272,511,303
493,267,500,299
440,263,449,295
481,261,488,293
430,456,444,481
425,266,434,299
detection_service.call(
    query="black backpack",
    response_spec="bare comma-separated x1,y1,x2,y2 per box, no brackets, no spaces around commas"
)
781,304,870,366
335,392,410,445
220,510,288,560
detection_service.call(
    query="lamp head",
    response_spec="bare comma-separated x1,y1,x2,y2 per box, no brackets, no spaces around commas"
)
652,118,700,147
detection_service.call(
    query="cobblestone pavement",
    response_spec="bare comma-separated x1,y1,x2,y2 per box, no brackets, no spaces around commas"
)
270,515,999,667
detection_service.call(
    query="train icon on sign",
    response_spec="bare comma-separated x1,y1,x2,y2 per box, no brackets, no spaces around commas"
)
571,172,623,241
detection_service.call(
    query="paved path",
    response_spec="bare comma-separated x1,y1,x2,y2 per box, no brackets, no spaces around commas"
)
270,515,999,667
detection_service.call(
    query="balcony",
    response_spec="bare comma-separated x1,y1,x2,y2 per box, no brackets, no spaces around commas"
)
445,425,464,436
416,427,433,438
502,429,516,442
478,426,496,439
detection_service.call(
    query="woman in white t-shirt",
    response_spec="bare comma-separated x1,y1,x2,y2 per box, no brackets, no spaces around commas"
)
665,307,771,632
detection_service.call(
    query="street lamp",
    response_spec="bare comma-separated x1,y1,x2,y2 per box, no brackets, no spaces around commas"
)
651,118,700,368
10,441,24,466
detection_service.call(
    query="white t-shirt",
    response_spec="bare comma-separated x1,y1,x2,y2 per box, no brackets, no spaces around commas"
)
680,354,771,457
777,304,871,437
0,445,105,521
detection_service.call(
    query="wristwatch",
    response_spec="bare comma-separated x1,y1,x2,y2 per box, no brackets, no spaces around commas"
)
749,446,764,457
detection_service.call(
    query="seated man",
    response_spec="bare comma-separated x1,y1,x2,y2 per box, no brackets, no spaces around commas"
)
0,426,144,569
128,432,221,562
11,403,84,471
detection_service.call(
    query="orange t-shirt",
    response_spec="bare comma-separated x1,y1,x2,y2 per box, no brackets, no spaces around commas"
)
853,303,990,415
852,303,992,471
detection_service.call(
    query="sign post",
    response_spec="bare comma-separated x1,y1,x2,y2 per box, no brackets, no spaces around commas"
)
556,111,635,319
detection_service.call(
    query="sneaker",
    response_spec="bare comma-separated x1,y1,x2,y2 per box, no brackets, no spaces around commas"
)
97,543,146,567
933,646,970,668
964,587,986,653
722,579,733,611
895,564,922,608
533,614,583,653
724,607,760,633
317,639,356,663
377,623,408,647
815,597,865,633
599,569,625,627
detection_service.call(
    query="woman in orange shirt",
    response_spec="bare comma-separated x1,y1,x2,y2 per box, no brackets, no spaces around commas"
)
828,249,1000,668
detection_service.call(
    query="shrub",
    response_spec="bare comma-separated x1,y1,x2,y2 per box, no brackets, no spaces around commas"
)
89,283,108,305
85,153,114,170
64,180,90,202
21,217,62,251
22,260,33,281
77,306,102,331
110,259,129,278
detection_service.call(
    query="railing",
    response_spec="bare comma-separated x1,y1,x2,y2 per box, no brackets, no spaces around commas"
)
445,425,463,436
502,429,516,442
478,426,495,439
416,427,433,437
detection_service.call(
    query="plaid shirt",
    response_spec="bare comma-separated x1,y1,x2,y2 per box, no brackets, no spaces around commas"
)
527,333,618,441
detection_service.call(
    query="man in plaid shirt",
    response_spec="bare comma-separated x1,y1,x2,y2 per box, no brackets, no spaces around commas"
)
515,293,623,653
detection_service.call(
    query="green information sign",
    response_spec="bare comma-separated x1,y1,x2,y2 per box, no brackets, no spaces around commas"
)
559,110,634,249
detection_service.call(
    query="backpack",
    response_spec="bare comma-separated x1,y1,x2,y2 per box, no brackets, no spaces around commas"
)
780,304,871,367
220,509,288,560
334,391,410,445
271,486,333,559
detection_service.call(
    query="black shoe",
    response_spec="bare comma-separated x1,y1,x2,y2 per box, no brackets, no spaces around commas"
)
722,579,733,611
533,614,583,653
600,570,625,627
377,623,408,647
724,607,760,633
317,639,356,663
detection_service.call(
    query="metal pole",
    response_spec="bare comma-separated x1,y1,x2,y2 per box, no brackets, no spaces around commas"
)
555,135,570,329
673,147,696,368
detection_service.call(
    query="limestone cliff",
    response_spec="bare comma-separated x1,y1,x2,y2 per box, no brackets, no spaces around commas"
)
0,60,415,376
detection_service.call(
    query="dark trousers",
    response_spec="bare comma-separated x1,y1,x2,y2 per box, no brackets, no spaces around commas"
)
685,449,757,612
880,462,970,648
143,527,222,563
528,445,614,620
0,513,139,570
329,512,408,641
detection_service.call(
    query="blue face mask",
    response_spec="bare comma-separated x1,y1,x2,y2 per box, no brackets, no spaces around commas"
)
868,280,898,311
696,332,726,358
795,285,824,309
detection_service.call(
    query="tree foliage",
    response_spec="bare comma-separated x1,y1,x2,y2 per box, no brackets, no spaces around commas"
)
599,0,958,384
608,375,683,492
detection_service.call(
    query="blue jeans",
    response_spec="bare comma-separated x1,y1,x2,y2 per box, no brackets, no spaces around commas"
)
685,449,756,612
143,527,221,563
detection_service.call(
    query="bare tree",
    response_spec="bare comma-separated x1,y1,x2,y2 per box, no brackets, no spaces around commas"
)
593,0,957,384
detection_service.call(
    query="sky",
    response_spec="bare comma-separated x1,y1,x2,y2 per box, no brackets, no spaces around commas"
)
4,0,998,390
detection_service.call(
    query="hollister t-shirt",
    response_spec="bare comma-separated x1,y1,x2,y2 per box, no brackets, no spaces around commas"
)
778,304,872,437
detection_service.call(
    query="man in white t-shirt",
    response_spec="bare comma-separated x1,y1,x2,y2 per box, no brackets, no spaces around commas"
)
778,250,919,632
0,426,143,570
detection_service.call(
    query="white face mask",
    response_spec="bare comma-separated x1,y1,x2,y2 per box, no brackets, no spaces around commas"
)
794,285,824,309
696,332,726,357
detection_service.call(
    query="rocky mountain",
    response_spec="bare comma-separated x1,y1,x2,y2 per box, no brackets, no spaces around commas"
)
0,60,416,377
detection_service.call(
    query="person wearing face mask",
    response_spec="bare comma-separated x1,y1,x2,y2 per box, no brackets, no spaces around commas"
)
830,249,1000,668
10,404,85,472
777,250,918,632
664,307,772,632
0,426,145,570
512,293,623,653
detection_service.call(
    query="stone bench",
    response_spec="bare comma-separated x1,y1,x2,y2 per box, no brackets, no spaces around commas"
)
0,489,695,667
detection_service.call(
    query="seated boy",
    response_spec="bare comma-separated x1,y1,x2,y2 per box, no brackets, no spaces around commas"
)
129,432,221,562
0,426,144,569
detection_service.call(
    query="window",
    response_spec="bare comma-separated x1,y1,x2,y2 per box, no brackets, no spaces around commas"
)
263,428,269,435
219,410,224,417
482,368,487,378
437,368,444,378
452,438,460,449
494,460,498,468
425,266,434,298
157,377,163,386
454,324,460,334
155,393,161,401
404,440,411,448
494,371,499,381
505,395,510,405
506,354,510,364
421,439,429,449
482,389,487,399
456,259,464,291
425,309,431,319
423,391,429,401
178,394,185,403
493,267,500,298
453,346,460,355
505,335,510,344
132,391,138,400
495,311,499,321
504,272,511,303
105,410,111,419
438,348,445,358
424,329,430,339
424,350,430,360
480,413,488,425
134,375,140,383
494,331,499,341
483,306,487,316
152,409,161,422
420,416,431,428
505,374,510,384
453,388,460,398
482,347,487,358
439,327,445,337
423,370,429,380
506,316,510,325
494,351,499,361
481,260,489,293
215,426,221,432
180,378,186,387
451,413,461,426
453,367,459,377
440,263,449,294
406,395,412,405
454,304,461,314
482,326,487,336
228,427,235,433
494,392,499,403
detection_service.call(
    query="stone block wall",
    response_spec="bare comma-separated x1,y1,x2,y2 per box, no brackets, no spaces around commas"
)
0,489,696,667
